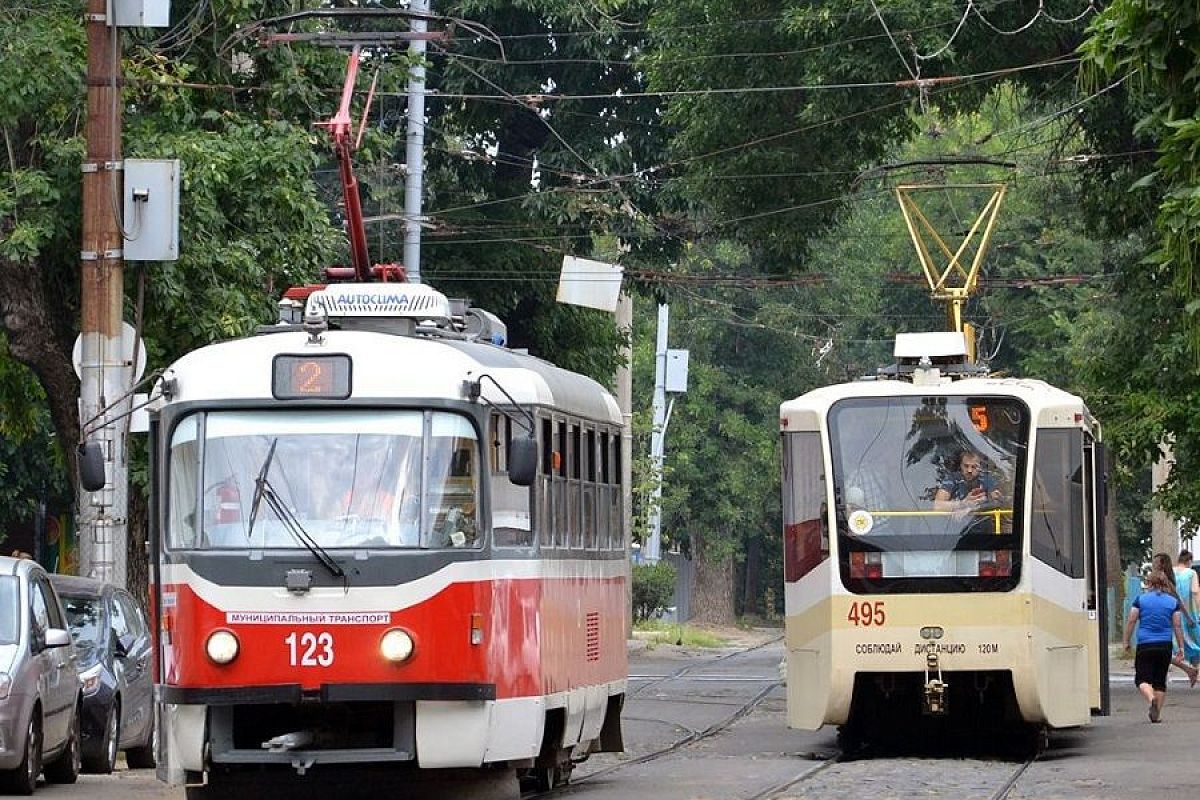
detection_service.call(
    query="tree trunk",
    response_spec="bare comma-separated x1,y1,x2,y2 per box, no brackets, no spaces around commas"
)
127,486,149,607
742,534,762,617
1104,449,1122,639
691,532,735,625
0,257,80,481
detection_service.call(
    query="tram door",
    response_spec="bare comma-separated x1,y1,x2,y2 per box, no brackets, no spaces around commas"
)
1084,435,1110,715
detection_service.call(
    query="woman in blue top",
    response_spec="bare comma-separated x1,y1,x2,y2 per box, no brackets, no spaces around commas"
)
1124,566,1188,723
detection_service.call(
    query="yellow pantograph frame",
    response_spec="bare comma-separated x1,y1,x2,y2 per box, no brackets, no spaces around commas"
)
895,184,1007,334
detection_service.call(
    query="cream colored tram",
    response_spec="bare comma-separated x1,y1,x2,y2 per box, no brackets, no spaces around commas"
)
780,334,1108,750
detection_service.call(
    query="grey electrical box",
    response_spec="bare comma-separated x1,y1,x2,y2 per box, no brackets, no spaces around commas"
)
123,159,180,261
111,0,171,28
665,349,689,393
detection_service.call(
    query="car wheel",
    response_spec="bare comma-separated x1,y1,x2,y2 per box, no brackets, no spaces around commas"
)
0,712,42,795
124,710,156,770
43,705,80,784
84,702,119,774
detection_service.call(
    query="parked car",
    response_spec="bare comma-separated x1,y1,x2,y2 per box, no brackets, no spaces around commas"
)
0,555,81,793
48,575,155,774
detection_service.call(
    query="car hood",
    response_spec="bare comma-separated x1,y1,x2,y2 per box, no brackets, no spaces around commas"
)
0,644,18,674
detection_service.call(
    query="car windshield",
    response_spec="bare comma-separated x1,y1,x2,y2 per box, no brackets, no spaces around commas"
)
167,409,481,551
829,395,1029,593
0,577,17,644
61,595,103,664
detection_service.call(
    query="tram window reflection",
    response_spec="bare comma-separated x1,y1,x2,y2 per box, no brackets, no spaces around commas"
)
828,396,1028,590
167,409,483,551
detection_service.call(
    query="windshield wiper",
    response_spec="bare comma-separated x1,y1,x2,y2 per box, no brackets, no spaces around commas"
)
257,480,345,580
243,439,344,580
245,438,279,542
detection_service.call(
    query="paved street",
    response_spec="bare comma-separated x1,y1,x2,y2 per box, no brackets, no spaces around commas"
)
24,638,1199,800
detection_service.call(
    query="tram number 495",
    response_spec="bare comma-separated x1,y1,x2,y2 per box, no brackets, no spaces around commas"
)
285,631,335,667
847,601,886,627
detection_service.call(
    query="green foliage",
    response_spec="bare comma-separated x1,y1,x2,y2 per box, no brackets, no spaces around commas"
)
1079,1,1200,533
632,560,677,622
0,341,69,523
643,1,1092,269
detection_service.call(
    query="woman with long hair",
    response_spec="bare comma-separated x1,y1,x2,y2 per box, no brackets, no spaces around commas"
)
1125,563,1190,722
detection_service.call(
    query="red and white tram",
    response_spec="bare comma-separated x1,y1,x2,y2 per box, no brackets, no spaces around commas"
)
146,283,627,796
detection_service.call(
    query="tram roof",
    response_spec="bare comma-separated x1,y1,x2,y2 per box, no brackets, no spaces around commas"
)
161,329,621,424
780,376,1089,425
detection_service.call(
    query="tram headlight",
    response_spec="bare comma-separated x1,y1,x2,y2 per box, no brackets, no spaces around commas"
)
380,628,415,663
205,630,240,665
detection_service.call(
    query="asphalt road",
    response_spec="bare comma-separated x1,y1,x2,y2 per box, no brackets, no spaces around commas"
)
25,638,1197,800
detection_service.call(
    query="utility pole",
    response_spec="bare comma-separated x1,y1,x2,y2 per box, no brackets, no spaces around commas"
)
78,0,127,585
1151,444,1178,558
616,292,633,636
645,304,669,565
404,0,430,282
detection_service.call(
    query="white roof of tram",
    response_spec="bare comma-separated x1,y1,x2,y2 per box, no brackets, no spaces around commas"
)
779,376,1093,432
160,328,621,424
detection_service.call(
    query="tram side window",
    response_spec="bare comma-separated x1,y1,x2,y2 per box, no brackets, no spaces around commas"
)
782,431,828,582
568,424,581,548
538,418,554,550
1030,429,1085,578
491,413,532,548
582,428,597,549
167,415,201,548
610,431,623,552
597,431,611,549
554,420,569,547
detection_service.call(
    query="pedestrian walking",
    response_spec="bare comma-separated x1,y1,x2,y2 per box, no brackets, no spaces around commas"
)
1152,552,1199,685
1174,550,1200,673
1124,565,1190,722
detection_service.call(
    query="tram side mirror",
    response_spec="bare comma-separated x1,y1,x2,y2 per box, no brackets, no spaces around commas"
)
78,441,106,492
509,436,537,487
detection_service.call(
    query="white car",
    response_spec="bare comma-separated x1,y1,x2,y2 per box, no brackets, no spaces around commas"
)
0,556,81,793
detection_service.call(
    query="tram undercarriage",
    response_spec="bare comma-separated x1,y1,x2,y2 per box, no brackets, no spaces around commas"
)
838,670,1046,754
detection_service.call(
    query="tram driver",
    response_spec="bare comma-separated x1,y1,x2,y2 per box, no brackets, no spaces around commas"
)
932,449,1001,515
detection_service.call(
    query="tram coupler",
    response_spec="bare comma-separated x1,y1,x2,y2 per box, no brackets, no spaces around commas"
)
263,730,314,752
922,651,948,715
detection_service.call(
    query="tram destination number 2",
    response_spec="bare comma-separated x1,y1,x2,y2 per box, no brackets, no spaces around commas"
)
847,601,886,627
286,631,335,666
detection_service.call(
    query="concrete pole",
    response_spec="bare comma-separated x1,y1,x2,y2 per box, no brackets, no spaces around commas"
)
616,293,633,636
403,0,429,282
1151,443,1178,560
645,304,668,564
78,0,127,586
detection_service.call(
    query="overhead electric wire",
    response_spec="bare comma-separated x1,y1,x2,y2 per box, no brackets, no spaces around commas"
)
444,17,985,68
416,55,1078,103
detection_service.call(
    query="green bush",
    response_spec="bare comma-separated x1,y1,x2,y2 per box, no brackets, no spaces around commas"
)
632,561,677,622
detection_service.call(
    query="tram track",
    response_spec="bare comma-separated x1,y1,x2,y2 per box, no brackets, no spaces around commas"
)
531,636,1041,800
744,752,1039,800
525,640,784,798
627,634,783,698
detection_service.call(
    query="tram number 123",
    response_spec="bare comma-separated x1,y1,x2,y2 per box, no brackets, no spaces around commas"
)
285,631,335,667
847,601,886,627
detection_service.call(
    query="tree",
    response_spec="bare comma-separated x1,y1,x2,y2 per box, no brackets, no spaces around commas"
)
1079,1,1200,533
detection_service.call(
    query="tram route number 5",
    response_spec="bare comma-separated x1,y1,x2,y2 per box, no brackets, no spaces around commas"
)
847,601,886,627
286,631,335,666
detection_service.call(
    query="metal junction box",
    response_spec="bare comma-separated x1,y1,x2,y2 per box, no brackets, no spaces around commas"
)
110,0,171,28
665,349,689,393
123,159,180,261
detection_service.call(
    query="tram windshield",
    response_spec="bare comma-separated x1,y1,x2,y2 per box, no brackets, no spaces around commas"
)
167,410,480,551
829,396,1029,593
